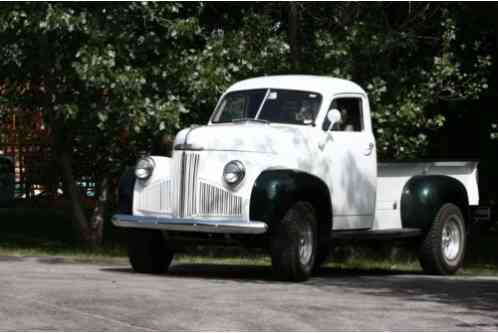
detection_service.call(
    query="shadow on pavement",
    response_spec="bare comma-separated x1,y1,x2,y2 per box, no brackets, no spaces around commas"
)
101,263,417,284
37,257,67,264
101,263,423,283
102,262,498,323
102,263,276,282
0,256,25,262
310,268,498,318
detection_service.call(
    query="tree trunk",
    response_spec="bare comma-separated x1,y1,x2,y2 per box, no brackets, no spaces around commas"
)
88,176,109,248
58,150,108,248
288,3,301,72
57,150,95,246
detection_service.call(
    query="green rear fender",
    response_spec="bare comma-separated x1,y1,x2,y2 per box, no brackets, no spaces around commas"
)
401,175,469,230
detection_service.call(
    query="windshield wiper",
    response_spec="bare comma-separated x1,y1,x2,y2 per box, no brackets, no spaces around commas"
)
232,118,269,124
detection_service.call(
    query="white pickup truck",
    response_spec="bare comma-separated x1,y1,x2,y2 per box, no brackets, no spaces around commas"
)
113,75,491,281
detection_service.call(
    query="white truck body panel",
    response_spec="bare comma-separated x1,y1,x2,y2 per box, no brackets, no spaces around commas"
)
374,161,479,230
135,120,378,231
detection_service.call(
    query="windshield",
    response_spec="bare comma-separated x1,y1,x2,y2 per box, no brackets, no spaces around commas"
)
211,89,322,125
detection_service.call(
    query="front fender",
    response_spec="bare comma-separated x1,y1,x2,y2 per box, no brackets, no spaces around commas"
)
249,169,332,246
401,175,469,230
249,170,298,226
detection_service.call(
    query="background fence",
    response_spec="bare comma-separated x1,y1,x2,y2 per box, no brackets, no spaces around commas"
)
0,110,95,202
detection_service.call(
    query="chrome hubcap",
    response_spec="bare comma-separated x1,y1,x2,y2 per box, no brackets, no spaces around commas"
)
442,215,462,261
298,222,313,265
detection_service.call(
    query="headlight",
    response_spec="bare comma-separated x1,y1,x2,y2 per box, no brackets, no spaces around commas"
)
135,157,155,180
223,160,245,186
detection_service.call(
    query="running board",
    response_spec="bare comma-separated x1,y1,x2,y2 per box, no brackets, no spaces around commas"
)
331,228,422,240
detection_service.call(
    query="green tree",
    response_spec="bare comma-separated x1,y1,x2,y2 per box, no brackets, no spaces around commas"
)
0,3,290,246
300,3,492,158
0,3,202,246
0,3,495,247
173,4,291,125
195,2,493,157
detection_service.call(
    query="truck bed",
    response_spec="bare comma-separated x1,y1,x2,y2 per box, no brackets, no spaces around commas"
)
374,161,479,230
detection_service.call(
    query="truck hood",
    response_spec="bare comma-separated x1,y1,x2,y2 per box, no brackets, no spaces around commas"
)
174,123,313,154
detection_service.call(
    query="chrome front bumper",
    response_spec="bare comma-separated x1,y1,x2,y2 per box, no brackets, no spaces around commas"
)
112,214,268,234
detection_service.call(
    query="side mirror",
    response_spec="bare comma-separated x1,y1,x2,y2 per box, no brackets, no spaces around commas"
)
326,109,342,131
319,109,342,150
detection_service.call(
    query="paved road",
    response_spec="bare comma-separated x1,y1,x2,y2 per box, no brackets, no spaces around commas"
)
1,256,498,331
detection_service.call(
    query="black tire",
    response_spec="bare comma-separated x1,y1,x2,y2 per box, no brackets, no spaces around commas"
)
128,229,174,274
418,203,466,275
270,201,317,282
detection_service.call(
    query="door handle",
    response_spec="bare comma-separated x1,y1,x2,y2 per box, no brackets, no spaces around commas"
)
365,142,374,156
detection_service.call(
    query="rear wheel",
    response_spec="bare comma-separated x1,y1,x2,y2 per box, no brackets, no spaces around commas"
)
270,201,317,282
418,203,466,275
128,229,174,274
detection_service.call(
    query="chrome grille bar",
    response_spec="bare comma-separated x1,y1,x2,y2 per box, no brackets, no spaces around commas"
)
174,152,200,217
160,180,173,213
183,152,199,217
199,182,242,216
173,152,182,215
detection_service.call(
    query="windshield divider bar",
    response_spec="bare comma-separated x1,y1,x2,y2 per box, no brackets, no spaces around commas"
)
254,89,271,120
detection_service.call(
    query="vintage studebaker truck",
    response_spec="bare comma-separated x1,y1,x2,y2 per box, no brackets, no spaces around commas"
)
113,75,491,281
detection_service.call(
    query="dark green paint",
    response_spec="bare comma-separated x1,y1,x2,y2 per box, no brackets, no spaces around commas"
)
118,167,136,214
401,175,469,230
250,170,332,247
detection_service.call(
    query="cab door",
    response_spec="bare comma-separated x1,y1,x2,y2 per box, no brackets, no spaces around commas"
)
318,94,377,230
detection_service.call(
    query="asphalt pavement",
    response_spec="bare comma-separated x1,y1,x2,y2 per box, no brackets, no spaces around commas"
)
1,256,498,331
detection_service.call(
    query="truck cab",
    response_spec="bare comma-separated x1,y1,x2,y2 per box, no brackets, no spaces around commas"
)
113,75,487,281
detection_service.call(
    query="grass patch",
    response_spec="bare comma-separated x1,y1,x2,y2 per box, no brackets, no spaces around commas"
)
1,205,497,275
174,253,271,266
176,254,498,276
326,256,420,273
0,205,127,264
1,243,498,276
0,246,127,265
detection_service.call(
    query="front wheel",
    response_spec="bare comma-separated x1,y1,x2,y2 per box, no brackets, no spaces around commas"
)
270,201,317,282
418,203,466,275
128,229,174,274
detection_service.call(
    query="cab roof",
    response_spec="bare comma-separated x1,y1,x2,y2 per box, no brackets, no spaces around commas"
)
226,75,366,97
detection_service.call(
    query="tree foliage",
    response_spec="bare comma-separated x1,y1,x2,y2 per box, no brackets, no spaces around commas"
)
298,3,492,158
0,2,495,245
0,3,206,245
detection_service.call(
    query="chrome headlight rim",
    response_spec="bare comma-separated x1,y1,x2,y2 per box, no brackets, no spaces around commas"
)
135,156,155,181
223,160,245,187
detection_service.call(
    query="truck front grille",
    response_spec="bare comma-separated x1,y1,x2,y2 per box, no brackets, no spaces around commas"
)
170,151,242,218
135,152,243,218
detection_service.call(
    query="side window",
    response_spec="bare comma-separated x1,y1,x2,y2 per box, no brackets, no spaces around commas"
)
322,97,363,132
